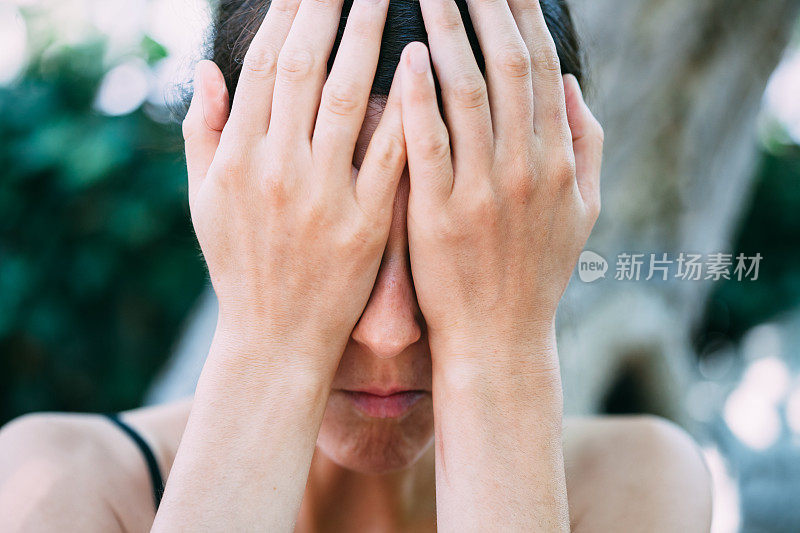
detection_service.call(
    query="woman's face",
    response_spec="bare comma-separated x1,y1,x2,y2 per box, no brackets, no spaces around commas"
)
316,96,434,474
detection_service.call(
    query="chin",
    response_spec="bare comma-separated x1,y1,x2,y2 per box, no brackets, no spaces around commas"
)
316,392,434,474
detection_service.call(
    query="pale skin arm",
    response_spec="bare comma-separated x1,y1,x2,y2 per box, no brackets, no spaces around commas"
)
152,0,406,529
398,0,603,530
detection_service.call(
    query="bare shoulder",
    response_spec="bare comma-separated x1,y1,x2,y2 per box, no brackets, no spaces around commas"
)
563,415,712,533
0,401,191,533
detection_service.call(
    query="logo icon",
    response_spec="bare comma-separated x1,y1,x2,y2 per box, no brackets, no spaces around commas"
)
578,251,608,283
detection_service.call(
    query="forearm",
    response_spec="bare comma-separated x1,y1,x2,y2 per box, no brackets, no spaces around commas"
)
151,326,338,532
431,322,569,532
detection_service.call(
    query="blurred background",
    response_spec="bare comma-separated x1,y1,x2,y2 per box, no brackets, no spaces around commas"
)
1,0,799,531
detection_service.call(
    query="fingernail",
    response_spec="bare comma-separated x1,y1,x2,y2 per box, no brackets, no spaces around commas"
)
408,44,429,75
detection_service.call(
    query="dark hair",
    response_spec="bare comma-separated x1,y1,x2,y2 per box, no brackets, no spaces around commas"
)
209,0,582,107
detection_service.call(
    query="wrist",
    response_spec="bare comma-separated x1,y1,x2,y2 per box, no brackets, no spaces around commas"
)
433,345,562,414
430,317,563,416
199,321,340,406
429,315,559,373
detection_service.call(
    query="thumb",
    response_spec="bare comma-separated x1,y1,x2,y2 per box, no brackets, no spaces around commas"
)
563,74,603,215
183,60,229,204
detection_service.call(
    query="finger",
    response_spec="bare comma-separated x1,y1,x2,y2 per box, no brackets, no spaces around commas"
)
461,0,533,147
401,43,454,207
418,0,492,171
355,77,406,220
268,0,345,147
313,0,390,173
564,75,603,214
183,60,230,204
226,0,301,136
506,0,569,141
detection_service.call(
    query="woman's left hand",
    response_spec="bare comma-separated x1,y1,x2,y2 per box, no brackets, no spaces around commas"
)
399,4,603,368
398,1,603,529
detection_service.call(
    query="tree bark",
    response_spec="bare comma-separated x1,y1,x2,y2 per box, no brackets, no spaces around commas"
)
558,0,800,420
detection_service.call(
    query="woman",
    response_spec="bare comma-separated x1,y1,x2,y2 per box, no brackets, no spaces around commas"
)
0,0,713,530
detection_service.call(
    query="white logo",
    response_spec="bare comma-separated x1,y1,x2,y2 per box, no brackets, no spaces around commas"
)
578,251,608,283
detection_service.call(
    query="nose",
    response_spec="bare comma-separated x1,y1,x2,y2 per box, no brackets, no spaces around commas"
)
351,255,422,359
350,169,421,359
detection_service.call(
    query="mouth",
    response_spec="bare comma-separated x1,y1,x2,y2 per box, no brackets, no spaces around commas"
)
340,388,427,419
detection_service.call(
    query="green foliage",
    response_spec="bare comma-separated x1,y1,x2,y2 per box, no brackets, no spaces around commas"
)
0,42,207,424
700,147,800,345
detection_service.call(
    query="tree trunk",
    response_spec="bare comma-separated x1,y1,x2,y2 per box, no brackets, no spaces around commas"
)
558,0,800,421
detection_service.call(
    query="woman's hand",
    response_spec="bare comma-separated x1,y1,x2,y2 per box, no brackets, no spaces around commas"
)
398,0,603,530
183,0,405,379
155,0,403,530
401,3,603,368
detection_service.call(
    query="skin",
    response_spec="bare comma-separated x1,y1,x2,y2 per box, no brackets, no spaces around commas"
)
0,408,712,532
0,0,714,531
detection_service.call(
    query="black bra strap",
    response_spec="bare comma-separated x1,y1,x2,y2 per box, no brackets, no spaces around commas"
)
104,413,164,511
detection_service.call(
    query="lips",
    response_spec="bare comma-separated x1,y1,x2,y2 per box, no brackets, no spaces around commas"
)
341,389,427,419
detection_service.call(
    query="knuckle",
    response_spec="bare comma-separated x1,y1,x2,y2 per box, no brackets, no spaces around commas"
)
260,172,291,207
322,80,362,117
465,186,500,225
242,44,279,80
552,151,577,187
278,46,316,80
214,149,246,180
269,0,300,14
505,172,535,201
432,212,461,243
419,129,450,162
517,2,542,17
497,153,536,200
532,42,561,73
345,13,378,41
495,44,531,79
432,11,464,33
449,76,488,110
409,82,434,107
372,131,405,173
300,195,330,229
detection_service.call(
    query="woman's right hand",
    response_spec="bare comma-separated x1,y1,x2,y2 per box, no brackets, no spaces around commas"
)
155,2,402,529
181,0,404,379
